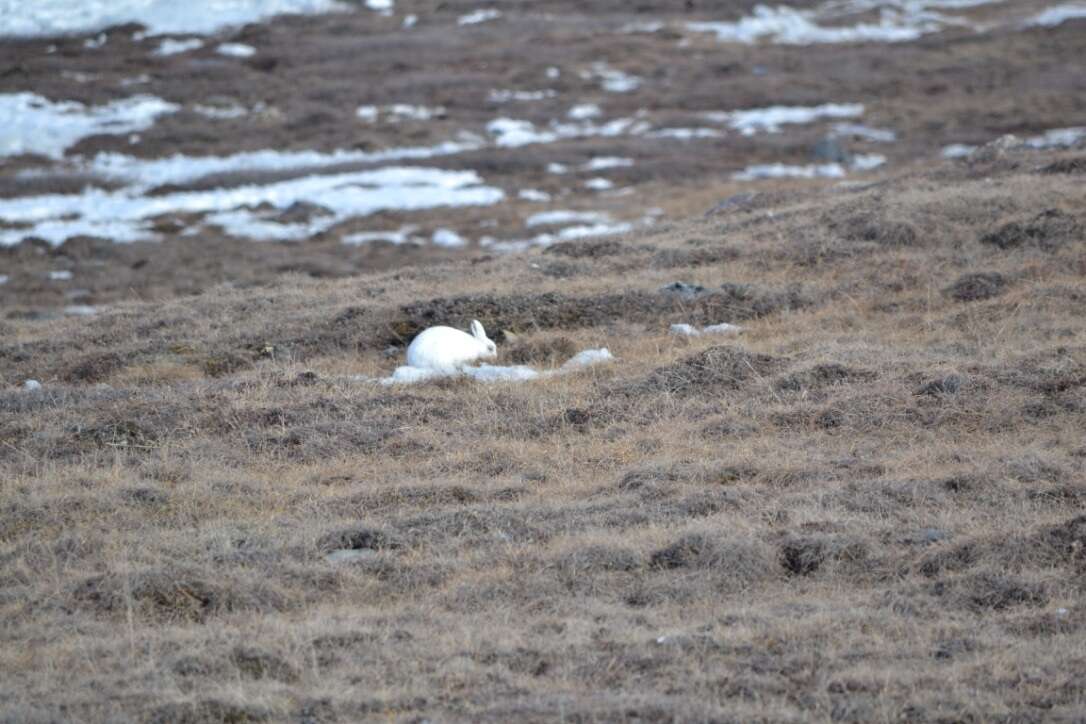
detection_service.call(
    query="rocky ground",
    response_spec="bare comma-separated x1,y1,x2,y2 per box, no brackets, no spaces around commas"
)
2,1,1086,722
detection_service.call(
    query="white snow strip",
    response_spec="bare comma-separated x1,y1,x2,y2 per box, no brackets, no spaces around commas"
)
583,156,633,170
526,210,610,227
0,167,503,246
380,347,613,385
1027,4,1086,27
1024,127,1086,148
217,42,255,57
733,162,847,180
518,189,551,202
357,104,444,122
0,274,7,285
832,122,897,142
82,138,482,188
715,103,865,136
686,5,929,45
0,0,345,37
586,63,641,93
670,322,744,337
342,227,416,245
850,153,886,170
48,270,73,280
487,116,652,148
432,228,466,248
941,143,975,158
649,128,723,139
154,37,203,56
568,103,602,120
192,102,255,120
489,89,557,103
458,9,501,25
366,0,393,13
0,93,178,159
584,177,614,190
546,162,569,174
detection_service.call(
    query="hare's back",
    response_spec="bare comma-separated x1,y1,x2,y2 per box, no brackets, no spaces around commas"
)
406,326,478,368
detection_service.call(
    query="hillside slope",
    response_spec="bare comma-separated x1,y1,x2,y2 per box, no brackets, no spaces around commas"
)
2,144,1086,721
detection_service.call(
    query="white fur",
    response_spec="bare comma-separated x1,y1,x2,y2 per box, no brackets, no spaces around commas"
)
405,319,497,372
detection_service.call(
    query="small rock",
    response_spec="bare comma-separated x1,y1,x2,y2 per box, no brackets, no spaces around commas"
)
23,379,42,391
660,281,708,300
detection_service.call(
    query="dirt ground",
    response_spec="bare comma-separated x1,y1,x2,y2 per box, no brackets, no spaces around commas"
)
2,2,1086,723
1,0,1084,315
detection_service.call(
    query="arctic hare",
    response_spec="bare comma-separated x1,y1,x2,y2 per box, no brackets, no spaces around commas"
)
406,319,497,371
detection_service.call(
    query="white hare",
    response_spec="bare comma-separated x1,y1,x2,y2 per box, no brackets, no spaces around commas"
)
406,319,497,372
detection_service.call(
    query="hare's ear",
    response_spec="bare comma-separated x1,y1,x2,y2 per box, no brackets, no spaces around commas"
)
470,320,487,341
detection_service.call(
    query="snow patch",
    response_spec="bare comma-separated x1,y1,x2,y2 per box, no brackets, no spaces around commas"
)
0,166,503,246
154,37,203,56
432,228,467,248
518,189,551,202
0,0,345,38
568,103,602,120
216,42,255,58
458,9,501,25
342,227,416,246
585,63,641,93
526,210,610,228
583,156,633,171
687,5,928,45
0,93,178,159
489,89,557,103
1028,4,1086,27
380,347,613,385
714,103,865,136
670,322,743,337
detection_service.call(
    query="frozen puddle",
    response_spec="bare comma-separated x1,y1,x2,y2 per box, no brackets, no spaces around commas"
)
380,348,614,385
0,0,345,37
0,166,502,246
0,93,178,159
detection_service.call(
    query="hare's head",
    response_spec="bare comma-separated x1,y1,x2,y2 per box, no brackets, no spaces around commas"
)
470,320,497,359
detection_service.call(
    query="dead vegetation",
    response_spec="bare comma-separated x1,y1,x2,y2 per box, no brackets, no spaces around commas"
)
2,117,1086,724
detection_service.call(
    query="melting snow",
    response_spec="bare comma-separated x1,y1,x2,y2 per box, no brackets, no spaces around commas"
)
489,89,557,103
518,189,551,202
586,63,642,93
432,228,467,248
584,157,633,171
342,227,416,245
941,143,975,158
670,322,743,337
0,93,178,159
216,42,256,58
735,153,883,180
48,270,73,280
568,103,602,120
584,177,614,190
0,167,503,246
357,104,445,122
459,9,501,25
687,5,931,45
0,0,345,37
526,210,610,227
1028,4,1086,27
366,0,393,13
154,38,204,56
1024,127,1086,148
649,128,722,139
714,103,865,135
832,122,897,142
380,347,614,385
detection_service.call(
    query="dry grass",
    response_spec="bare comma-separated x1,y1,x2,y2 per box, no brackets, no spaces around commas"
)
2,147,1086,722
